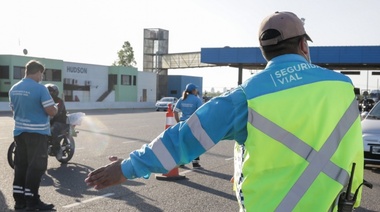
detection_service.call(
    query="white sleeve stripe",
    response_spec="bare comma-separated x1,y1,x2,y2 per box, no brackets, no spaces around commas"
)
16,122,49,127
42,99,54,107
187,114,215,150
150,137,177,171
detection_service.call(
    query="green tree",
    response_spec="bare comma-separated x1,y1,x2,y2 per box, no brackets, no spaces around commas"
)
112,41,137,67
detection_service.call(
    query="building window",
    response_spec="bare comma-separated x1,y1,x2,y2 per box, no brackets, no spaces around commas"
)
13,66,25,79
0,66,10,79
133,75,137,86
121,75,132,85
44,69,61,81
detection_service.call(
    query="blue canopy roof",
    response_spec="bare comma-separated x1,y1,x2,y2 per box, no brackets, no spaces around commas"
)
201,46,380,70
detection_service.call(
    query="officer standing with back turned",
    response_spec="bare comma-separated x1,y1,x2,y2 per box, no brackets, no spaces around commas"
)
86,11,364,212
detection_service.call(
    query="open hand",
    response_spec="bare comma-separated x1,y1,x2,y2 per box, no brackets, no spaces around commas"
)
85,156,127,190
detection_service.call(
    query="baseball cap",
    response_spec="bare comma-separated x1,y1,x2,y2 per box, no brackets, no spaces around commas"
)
259,11,312,46
185,83,198,92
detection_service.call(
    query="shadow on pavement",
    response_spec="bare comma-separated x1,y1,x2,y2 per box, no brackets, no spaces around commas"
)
0,189,10,212
174,178,236,201
356,207,378,212
192,166,233,181
364,164,380,174
43,162,163,211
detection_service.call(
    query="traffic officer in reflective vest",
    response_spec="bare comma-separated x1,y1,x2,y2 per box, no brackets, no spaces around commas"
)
86,11,364,212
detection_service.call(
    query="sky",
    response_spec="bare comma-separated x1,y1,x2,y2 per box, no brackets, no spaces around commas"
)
0,0,379,92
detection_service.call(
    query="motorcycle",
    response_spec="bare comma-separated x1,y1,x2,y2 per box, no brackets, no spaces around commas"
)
7,112,85,169
359,98,376,112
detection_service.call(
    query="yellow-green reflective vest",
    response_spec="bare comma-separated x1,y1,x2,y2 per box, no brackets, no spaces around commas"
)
234,80,364,212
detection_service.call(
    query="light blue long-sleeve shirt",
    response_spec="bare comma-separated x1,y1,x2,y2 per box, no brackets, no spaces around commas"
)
121,83,248,179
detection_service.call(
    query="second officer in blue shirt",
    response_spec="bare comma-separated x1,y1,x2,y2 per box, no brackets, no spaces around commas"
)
173,83,203,168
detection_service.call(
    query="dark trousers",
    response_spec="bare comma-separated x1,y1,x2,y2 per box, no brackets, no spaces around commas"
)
193,157,200,163
50,122,67,150
13,133,48,204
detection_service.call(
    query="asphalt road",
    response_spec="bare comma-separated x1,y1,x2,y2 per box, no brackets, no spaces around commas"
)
0,109,379,212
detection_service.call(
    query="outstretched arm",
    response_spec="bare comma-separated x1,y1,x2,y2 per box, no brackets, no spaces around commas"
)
85,88,247,189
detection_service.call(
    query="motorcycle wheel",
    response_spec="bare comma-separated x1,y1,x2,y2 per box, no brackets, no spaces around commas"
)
56,135,75,163
7,141,16,169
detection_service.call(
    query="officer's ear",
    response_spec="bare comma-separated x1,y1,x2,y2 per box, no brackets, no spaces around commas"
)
299,37,309,56
298,37,311,62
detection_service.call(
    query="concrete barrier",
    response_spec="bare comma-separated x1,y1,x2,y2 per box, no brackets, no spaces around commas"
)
0,102,10,112
0,102,155,112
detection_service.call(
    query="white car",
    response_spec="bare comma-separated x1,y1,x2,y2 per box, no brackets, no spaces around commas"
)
361,101,380,165
155,97,178,111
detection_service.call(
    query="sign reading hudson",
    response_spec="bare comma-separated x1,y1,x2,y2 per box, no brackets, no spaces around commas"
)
66,66,88,74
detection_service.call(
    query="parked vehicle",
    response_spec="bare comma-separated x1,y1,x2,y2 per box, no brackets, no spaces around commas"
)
369,89,380,102
7,112,85,168
361,102,380,165
155,97,178,111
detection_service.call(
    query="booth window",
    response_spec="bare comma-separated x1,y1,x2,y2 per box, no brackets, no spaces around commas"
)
121,75,132,85
0,66,10,79
44,69,61,81
13,66,25,79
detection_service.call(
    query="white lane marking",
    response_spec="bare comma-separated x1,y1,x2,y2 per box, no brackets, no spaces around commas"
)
123,140,137,144
75,147,85,150
179,170,194,175
225,157,234,161
63,193,115,208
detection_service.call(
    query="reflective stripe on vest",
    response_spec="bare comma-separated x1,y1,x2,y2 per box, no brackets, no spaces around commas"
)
248,99,359,211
